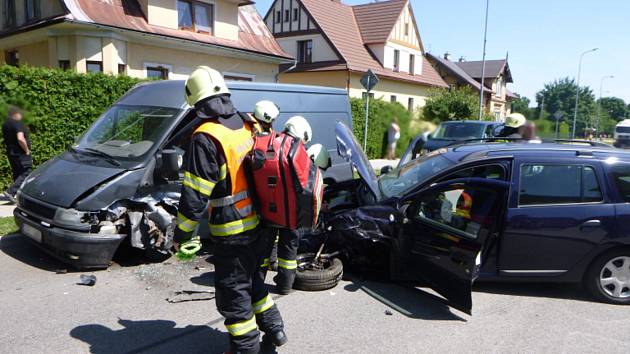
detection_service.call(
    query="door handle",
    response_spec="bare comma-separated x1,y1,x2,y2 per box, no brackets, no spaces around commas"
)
580,219,601,231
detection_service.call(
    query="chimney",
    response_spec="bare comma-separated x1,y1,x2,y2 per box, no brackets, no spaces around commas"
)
443,52,451,61
458,56,466,62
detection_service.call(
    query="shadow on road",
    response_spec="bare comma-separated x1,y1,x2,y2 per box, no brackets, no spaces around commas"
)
474,281,593,302
71,318,280,354
0,233,68,271
343,275,466,321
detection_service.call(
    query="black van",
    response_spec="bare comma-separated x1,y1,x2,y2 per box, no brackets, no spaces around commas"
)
14,80,354,269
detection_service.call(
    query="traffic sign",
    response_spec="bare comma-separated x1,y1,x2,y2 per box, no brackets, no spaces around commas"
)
360,69,379,92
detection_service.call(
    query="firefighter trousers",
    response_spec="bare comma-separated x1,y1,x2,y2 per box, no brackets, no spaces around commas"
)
260,228,300,291
213,229,284,354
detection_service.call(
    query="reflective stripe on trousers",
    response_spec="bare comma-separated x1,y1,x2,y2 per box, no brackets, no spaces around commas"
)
252,294,274,315
176,212,198,233
225,316,257,337
277,258,297,270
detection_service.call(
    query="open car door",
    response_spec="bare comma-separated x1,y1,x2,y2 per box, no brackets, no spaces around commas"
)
398,177,509,314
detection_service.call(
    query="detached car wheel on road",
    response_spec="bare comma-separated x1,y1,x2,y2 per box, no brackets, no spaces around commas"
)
293,253,343,291
585,249,630,304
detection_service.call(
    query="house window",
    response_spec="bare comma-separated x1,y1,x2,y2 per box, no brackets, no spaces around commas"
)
275,11,281,24
5,51,19,66
404,22,409,36
390,95,397,103
4,0,16,28
224,74,254,82
177,0,214,34
494,111,501,120
284,10,290,22
496,77,503,96
58,60,70,70
86,61,103,73
146,66,169,79
118,64,127,75
409,54,415,75
407,97,414,112
25,0,41,21
293,8,298,21
393,49,400,72
297,40,313,63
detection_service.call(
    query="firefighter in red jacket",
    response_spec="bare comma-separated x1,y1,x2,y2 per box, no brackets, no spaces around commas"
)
174,66,287,353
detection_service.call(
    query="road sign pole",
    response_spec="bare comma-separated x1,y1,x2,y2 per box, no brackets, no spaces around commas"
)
363,77,370,151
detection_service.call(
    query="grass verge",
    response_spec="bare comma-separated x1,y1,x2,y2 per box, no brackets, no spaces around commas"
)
0,216,17,237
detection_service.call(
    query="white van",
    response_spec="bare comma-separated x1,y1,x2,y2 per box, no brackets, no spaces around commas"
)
614,119,630,148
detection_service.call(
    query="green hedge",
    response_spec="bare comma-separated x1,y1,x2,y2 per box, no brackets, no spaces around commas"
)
350,97,413,159
0,65,142,189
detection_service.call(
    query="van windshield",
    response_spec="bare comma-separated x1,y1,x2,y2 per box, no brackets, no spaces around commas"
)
76,104,181,162
432,123,486,140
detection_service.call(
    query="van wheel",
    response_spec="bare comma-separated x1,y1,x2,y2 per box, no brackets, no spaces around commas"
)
293,253,343,291
584,248,630,304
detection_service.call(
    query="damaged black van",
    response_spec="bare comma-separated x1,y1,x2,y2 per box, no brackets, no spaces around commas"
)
14,80,353,269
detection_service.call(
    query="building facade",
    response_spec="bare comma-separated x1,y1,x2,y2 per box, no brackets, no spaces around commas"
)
0,0,291,81
264,0,447,111
427,52,516,120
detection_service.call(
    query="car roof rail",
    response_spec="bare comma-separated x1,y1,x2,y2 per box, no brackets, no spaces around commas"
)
552,139,613,148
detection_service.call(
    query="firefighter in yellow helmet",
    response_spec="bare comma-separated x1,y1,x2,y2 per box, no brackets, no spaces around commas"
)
175,66,287,353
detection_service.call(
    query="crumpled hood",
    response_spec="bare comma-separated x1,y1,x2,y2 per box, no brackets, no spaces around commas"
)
335,122,380,200
21,156,125,208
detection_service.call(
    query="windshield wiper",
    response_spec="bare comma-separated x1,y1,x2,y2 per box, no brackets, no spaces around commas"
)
82,147,122,167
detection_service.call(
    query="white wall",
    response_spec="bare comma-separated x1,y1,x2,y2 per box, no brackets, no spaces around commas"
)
276,34,338,62
381,42,422,74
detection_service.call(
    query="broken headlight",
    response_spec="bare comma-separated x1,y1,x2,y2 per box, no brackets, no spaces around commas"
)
54,208,87,227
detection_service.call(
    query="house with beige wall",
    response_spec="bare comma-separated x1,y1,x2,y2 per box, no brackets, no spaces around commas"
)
427,52,517,120
264,0,447,112
0,0,291,82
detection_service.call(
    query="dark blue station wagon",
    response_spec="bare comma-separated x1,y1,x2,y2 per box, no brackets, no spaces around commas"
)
321,131,630,313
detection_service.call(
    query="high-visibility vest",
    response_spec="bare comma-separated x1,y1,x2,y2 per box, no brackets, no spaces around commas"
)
194,119,259,237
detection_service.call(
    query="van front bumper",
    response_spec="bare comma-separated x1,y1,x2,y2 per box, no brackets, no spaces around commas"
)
14,208,126,269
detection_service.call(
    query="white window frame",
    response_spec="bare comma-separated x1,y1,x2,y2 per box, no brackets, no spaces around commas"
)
144,62,173,79
223,71,256,81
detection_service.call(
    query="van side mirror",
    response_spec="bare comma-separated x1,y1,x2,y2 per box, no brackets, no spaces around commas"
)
160,149,183,181
380,165,394,175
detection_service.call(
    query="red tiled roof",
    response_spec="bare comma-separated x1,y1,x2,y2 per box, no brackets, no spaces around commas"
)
352,0,406,44
61,0,291,60
299,0,447,88
455,59,513,82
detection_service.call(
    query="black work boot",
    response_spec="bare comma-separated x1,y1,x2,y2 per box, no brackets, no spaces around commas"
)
262,329,288,347
273,275,293,295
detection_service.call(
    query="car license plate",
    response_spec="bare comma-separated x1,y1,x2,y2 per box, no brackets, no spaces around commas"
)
22,223,42,243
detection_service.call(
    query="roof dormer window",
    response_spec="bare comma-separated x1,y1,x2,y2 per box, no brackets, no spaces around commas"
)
177,0,214,35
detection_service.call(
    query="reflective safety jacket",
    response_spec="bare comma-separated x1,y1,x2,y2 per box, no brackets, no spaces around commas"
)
175,113,259,242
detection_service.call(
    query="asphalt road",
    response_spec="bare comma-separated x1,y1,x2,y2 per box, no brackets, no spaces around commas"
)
1,232,629,354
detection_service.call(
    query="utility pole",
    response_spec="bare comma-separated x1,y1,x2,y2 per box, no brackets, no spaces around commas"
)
571,48,598,139
539,95,545,119
478,0,489,120
597,75,614,138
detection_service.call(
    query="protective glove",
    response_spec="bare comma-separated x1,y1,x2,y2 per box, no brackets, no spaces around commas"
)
175,235,202,261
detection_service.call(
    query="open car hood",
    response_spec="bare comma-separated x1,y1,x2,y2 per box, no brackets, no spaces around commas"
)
335,122,380,200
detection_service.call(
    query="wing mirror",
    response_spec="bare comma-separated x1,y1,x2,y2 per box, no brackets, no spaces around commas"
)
159,149,184,181
380,165,394,175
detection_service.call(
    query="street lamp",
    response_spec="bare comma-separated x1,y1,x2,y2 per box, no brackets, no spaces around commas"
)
596,75,614,138
571,48,598,139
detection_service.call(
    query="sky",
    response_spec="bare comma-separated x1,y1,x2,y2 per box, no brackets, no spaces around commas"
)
254,0,630,106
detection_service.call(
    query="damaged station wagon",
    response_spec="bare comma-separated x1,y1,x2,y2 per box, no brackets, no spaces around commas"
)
14,81,353,269
306,125,630,312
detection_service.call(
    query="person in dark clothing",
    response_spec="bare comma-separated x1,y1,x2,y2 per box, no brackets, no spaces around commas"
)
2,106,32,203
174,66,286,354
498,113,527,139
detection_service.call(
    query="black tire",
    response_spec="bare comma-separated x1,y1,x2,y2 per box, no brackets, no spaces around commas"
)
584,248,630,304
293,253,343,291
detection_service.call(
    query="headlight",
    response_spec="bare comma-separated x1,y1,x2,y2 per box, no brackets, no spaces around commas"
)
54,208,87,227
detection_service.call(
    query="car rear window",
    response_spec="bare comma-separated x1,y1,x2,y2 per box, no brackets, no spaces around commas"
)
610,165,630,202
519,164,602,206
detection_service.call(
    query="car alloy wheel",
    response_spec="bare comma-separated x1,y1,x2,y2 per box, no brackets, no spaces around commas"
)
599,256,630,299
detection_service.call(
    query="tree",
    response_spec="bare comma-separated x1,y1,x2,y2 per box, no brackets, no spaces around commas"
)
535,77,597,136
511,95,532,119
598,97,627,121
422,86,481,122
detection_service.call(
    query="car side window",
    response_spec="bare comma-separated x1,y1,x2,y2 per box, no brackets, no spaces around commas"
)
412,185,498,239
438,164,507,182
610,164,630,202
519,164,602,206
